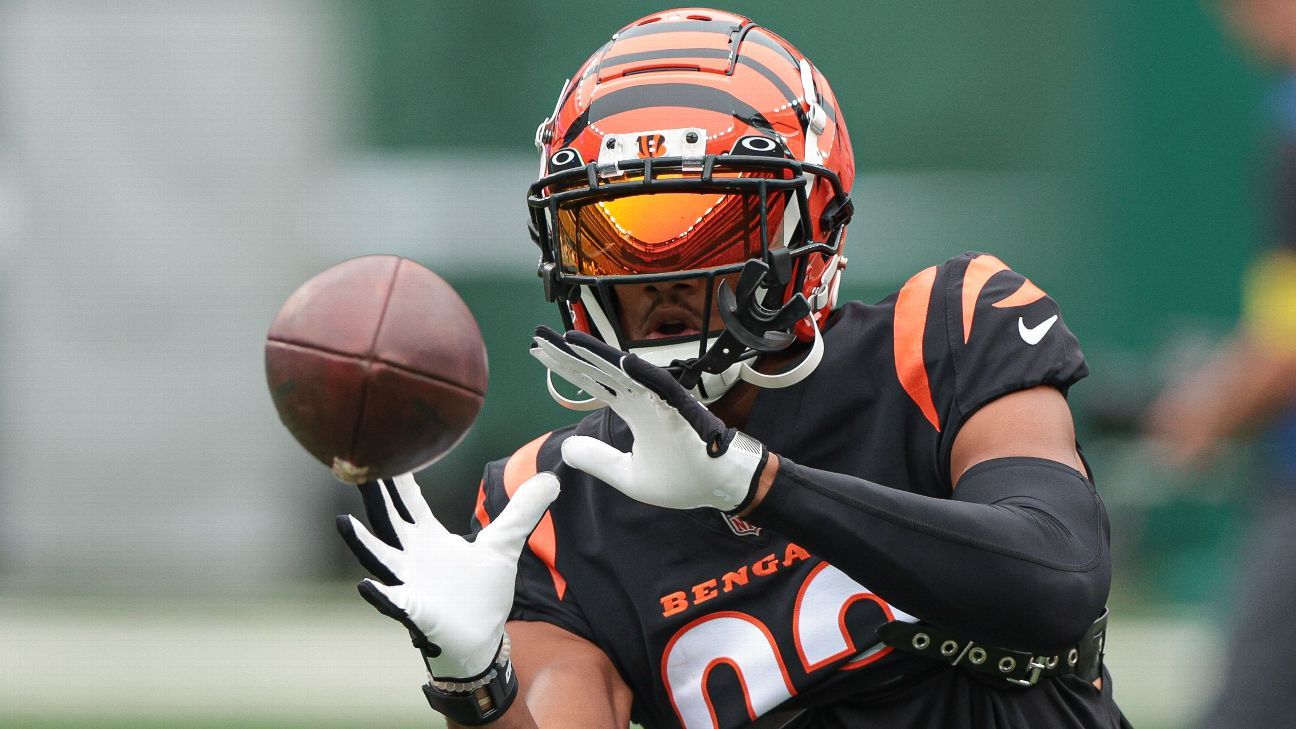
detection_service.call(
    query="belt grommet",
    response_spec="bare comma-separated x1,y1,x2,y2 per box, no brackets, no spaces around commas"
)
998,656,1016,673
1067,648,1079,667
969,647,987,665
912,633,931,650
940,640,959,657
1046,656,1059,669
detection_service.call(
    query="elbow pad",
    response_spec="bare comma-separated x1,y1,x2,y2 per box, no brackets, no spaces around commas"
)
747,456,1110,652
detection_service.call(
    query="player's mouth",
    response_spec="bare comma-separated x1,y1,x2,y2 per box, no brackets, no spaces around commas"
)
641,306,704,340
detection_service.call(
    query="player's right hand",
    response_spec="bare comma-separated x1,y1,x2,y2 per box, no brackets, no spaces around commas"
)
336,471,560,681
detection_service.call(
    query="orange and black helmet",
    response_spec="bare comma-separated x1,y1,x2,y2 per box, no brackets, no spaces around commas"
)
528,8,854,395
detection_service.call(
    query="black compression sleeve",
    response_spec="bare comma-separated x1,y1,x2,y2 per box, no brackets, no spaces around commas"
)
746,456,1110,653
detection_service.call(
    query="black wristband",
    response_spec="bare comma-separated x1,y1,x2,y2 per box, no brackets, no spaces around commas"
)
422,660,519,726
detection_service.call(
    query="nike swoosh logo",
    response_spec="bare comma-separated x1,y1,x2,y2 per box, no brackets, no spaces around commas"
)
1018,315,1058,345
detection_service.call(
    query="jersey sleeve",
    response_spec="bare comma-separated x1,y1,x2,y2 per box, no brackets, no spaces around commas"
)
469,433,597,644
936,252,1089,475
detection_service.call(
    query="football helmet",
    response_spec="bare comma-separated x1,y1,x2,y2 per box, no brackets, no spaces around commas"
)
528,8,854,406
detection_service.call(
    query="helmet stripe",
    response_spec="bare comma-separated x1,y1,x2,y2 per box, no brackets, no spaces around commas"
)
589,82,771,130
733,57,802,117
594,47,801,113
740,30,799,70
599,46,729,72
617,18,740,39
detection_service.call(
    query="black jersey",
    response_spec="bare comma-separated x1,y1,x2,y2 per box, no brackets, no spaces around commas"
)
471,253,1120,728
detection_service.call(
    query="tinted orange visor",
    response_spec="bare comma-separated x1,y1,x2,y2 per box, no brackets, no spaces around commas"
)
556,188,789,276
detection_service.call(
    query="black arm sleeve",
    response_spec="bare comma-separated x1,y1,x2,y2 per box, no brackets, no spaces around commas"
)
747,456,1110,653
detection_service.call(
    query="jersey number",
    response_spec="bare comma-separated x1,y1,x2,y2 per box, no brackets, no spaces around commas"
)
661,562,916,729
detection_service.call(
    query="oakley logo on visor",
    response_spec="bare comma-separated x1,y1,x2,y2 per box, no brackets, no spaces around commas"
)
548,148,584,173
731,135,786,158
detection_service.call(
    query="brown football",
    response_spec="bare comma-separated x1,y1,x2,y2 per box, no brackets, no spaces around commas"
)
265,255,487,483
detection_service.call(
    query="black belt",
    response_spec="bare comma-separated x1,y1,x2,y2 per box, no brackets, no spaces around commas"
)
876,608,1108,688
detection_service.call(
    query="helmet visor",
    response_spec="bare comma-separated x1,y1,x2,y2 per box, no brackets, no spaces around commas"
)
555,186,788,277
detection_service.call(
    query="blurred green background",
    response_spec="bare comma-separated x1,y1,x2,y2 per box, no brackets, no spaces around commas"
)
0,2,1276,728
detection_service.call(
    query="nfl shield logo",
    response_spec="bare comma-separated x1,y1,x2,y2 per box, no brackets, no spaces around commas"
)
723,513,762,537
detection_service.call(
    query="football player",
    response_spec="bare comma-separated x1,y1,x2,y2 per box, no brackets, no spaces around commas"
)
337,8,1129,728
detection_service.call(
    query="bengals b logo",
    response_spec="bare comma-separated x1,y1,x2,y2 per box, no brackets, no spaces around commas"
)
637,134,667,159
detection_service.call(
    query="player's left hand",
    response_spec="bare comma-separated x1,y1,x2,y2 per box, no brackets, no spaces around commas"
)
530,325,767,512
337,471,559,682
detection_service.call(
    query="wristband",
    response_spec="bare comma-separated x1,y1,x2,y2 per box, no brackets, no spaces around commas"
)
421,636,519,726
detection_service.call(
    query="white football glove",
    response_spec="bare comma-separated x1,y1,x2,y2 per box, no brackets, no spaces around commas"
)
337,471,560,680
530,326,767,512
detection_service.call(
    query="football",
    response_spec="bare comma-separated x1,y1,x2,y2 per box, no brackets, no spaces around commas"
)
265,255,488,483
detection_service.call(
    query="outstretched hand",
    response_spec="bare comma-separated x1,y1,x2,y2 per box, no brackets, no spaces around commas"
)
529,326,766,512
337,471,560,680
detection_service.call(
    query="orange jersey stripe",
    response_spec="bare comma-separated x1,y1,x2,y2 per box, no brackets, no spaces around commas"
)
992,279,1047,309
473,480,490,529
894,266,941,431
503,433,548,498
503,432,567,600
960,254,1009,343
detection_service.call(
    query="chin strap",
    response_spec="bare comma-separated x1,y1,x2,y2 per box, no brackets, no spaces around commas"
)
541,315,824,410
542,255,825,410
544,346,734,410
546,368,605,411
737,315,823,389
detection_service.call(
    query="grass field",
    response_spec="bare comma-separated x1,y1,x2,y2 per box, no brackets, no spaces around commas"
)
0,586,1207,729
